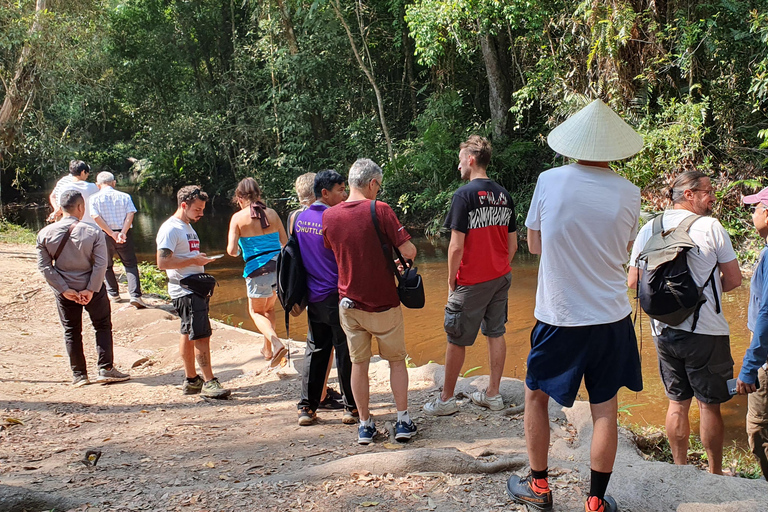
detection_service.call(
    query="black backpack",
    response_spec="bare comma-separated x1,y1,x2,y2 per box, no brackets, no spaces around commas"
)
635,213,719,331
276,211,307,337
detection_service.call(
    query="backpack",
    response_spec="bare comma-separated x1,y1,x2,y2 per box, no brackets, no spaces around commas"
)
276,211,307,337
635,213,720,331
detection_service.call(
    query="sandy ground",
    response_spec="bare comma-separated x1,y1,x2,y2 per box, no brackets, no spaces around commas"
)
1,242,768,512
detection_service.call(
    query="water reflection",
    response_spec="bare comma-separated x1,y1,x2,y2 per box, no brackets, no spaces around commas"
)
10,191,754,447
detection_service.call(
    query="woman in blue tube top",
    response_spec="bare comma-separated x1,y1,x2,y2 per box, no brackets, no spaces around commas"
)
227,178,288,366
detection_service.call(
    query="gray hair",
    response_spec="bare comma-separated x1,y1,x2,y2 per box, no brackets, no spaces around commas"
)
59,190,84,212
348,158,383,189
669,170,708,204
96,171,115,184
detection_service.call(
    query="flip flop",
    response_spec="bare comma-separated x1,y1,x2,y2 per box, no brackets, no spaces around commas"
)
269,346,288,368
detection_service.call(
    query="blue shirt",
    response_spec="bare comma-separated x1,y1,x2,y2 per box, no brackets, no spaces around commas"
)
741,246,768,384
238,232,281,278
295,203,339,303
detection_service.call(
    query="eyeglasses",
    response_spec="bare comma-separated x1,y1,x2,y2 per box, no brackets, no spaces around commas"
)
751,203,768,211
691,188,715,197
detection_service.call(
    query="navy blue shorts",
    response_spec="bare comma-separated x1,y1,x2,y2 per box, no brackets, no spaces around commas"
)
525,315,643,407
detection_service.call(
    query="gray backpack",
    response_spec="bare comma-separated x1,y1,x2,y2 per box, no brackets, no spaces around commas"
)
635,214,719,331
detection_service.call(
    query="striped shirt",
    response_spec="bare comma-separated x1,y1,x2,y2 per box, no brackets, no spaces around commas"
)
89,186,137,230
51,175,77,207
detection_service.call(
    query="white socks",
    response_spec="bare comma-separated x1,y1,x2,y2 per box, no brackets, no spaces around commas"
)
397,410,411,423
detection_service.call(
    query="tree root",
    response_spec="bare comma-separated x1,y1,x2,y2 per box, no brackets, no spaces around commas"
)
503,404,525,416
264,448,526,483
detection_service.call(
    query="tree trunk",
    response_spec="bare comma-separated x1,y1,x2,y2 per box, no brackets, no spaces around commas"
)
478,26,511,140
0,0,46,161
330,0,394,162
276,0,299,56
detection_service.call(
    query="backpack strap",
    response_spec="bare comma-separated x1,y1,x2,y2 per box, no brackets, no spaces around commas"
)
370,200,408,284
689,265,720,332
675,214,702,233
651,214,664,235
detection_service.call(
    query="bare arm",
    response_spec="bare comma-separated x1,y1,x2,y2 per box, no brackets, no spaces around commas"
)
508,231,518,264
92,215,117,241
157,248,212,270
120,212,135,238
226,215,241,257
719,259,742,292
627,266,639,289
272,209,288,246
398,240,417,262
527,228,541,255
447,230,465,292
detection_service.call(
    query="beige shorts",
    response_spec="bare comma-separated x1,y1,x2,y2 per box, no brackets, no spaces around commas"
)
339,305,407,363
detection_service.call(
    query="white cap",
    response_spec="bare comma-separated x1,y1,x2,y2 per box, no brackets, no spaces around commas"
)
547,99,644,162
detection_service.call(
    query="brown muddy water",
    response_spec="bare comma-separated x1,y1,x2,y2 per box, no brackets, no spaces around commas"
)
13,195,754,447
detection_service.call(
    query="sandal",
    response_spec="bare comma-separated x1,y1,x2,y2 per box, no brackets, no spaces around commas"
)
269,346,288,368
260,347,273,361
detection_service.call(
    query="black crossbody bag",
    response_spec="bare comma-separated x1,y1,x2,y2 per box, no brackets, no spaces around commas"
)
370,200,425,309
179,273,218,298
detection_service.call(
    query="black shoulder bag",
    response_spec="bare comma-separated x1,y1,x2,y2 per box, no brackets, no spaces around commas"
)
179,273,218,298
370,200,425,309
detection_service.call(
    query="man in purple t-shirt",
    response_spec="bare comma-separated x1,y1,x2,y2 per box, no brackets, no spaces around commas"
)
295,170,357,426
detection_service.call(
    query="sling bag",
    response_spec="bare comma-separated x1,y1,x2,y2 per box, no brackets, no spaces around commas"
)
370,200,425,309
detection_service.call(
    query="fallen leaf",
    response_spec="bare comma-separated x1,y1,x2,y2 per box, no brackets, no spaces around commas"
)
5,418,24,425
360,502,379,507
53,354,63,357
204,461,215,468
382,442,404,450
427,497,436,510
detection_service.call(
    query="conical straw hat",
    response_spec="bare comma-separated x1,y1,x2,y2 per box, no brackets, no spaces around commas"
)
547,99,643,161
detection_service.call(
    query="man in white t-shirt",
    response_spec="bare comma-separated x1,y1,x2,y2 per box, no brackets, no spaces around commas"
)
49,160,99,225
507,100,644,512
156,185,230,399
628,171,742,475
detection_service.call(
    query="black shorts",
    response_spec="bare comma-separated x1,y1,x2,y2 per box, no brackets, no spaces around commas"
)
172,293,212,340
653,327,733,404
525,315,643,407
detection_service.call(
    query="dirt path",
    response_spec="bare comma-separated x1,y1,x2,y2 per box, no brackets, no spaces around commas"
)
1,242,767,512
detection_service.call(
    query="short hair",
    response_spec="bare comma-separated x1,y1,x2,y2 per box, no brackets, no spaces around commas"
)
59,190,84,212
96,171,115,184
669,171,709,204
177,185,209,207
69,160,90,176
314,170,346,198
295,172,317,205
348,159,383,189
234,177,262,204
460,135,492,169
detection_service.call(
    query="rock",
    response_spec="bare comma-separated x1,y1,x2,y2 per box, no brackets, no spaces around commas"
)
113,346,149,369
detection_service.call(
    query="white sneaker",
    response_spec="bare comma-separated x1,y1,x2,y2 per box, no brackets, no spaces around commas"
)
130,296,148,309
109,294,123,303
423,396,459,416
470,390,505,411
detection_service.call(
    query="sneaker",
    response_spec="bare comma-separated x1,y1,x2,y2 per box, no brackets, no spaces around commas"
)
585,496,618,512
394,419,418,441
318,394,344,410
423,396,459,416
298,407,317,426
471,390,505,411
72,375,90,387
342,408,359,425
108,294,123,303
201,378,231,399
325,387,343,401
95,367,130,384
358,421,377,445
182,375,204,395
506,474,553,511
129,296,148,309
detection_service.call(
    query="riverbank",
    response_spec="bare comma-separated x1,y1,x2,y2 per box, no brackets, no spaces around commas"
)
1,241,768,511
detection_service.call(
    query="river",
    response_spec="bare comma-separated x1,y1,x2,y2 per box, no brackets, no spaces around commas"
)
11,191,754,447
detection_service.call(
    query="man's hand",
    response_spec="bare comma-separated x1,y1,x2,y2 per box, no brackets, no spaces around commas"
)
62,289,80,302
737,378,757,395
448,277,456,293
193,253,216,266
116,232,127,244
78,289,94,305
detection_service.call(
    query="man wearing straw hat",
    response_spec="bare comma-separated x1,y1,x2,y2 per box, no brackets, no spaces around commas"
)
628,171,741,476
507,100,644,512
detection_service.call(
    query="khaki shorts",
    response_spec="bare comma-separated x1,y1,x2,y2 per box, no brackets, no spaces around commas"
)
339,305,407,363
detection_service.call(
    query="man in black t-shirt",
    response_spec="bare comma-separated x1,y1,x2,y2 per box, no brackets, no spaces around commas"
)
423,135,517,417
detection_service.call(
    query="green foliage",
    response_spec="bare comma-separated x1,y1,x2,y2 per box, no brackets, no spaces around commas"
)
136,262,169,300
0,220,36,245
462,366,482,378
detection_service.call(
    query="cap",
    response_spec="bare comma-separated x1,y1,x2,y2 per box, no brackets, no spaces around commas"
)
742,187,768,204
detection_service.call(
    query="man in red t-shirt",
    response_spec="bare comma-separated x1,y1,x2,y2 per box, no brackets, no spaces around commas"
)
424,135,517,417
323,158,418,445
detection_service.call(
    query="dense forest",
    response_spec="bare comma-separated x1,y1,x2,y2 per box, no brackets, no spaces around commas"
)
1,0,768,241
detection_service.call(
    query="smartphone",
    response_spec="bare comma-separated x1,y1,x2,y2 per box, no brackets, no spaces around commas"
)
207,254,225,260
727,377,762,395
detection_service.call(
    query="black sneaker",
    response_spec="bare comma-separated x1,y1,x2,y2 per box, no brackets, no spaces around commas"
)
506,474,553,511
72,375,90,387
325,387,343,401
585,495,618,512
201,378,231,399
298,407,317,426
182,375,204,395
96,367,130,384
318,394,344,410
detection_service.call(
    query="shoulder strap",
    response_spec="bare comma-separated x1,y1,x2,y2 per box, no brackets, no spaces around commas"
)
52,220,79,262
370,200,408,284
676,214,701,233
651,214,664,235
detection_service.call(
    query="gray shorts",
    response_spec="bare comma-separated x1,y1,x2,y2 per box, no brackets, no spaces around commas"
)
654,327,733,404
444,272,511,346
245,271,277,299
